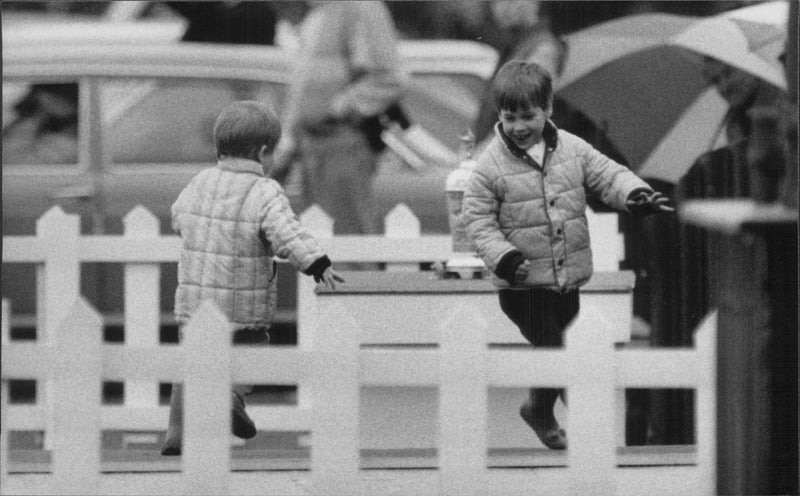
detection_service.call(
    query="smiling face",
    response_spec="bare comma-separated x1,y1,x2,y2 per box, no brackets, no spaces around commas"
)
498,104,550,149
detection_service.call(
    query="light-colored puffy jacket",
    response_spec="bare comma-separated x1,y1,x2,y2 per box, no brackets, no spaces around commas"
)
172,158,326,329
462,122,651,292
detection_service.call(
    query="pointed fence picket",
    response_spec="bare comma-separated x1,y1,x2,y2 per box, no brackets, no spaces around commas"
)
123,206,161,411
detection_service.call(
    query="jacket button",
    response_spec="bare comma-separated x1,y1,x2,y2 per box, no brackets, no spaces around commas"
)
549,200,555,207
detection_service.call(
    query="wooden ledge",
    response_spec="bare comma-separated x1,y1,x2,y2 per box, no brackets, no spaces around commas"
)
316,271,635,295
680,199,797,235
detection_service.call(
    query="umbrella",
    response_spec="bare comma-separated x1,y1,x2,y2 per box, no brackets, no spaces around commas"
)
555,1,788,184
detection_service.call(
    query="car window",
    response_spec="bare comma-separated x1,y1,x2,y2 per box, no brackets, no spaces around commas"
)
2,80,80,166
404,73,487,151
105,78,285,164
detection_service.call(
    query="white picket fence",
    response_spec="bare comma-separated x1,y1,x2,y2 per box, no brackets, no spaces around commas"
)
0,203,622,418
1,204,716,495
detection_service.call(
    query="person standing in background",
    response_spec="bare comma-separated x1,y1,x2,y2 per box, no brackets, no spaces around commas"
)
271,1,407,239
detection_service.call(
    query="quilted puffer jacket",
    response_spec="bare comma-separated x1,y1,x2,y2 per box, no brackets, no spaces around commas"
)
462,122,652,292
172,158,329,329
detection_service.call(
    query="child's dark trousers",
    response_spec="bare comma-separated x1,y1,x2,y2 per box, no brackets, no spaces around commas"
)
498,287,580,435
498,288,580,347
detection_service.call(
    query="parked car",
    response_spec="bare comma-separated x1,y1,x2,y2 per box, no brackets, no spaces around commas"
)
2,31,498,336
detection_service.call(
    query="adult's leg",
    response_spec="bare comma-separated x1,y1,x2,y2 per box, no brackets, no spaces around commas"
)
301,125,381,236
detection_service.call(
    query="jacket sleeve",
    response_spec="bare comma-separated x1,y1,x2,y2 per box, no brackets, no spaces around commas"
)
170,182,195,234
580,140,653,211
258,180,327,272
461,166,519,274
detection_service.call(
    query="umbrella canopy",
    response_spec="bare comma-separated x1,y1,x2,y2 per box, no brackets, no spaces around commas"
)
556,1,788,184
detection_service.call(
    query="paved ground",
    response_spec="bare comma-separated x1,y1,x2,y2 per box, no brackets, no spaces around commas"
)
6,441,696,473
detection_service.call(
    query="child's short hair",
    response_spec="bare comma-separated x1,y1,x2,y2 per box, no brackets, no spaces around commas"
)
492,60,553,112
213,101,281,160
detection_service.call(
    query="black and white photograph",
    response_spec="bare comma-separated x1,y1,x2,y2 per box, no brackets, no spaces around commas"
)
1,1,797,495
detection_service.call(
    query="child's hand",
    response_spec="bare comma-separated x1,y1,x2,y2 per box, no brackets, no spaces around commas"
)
514,260,531,284
318,267,345,290
626,191,675,216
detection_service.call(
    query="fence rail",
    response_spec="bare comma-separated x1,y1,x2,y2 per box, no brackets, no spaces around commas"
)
1,204,715,495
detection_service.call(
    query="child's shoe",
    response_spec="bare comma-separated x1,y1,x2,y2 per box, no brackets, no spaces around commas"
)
232,391,257,439
520,399,567,450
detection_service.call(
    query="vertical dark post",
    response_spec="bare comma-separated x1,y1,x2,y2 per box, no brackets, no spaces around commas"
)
695,218,797,495
712,230,774,494
682,201,797,495
752,221,798,495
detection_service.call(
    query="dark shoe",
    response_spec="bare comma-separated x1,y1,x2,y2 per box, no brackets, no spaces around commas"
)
520,399,567,450
232,391,257,439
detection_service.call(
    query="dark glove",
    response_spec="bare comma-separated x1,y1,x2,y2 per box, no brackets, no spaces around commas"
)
626,190,674,216
495,250,526,285
303,256,332,283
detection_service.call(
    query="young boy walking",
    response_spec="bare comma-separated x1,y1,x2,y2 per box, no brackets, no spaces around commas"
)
161,101,344,456
462,61,671,450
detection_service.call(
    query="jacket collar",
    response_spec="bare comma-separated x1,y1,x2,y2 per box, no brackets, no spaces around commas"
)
217,157,265,176
495,120,559,169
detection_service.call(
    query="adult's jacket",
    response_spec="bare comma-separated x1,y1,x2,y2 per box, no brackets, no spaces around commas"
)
172,158,327,329
462,122,651,292
281,1,406,137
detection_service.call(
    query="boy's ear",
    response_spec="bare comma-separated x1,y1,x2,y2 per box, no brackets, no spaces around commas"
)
258,145,270,161
258,145,273,174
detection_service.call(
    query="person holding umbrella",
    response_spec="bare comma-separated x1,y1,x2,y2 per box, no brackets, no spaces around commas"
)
462,60,673,449
701,55,789,145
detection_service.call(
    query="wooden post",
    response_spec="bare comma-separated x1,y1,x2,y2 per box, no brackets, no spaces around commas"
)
308,302,361,495
681,199,798,495
182,300,231,496
695,310,718,496
1,300,9,490
123,206,161,410
36,206,81,451
1,299,9,345
51,298,103,495
586,207,624,271
566,308,616,496
714,232,775,494
385,204,421,272
297,205,333,349
439,302,488,494
296,203,331,442
36,206,81,344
